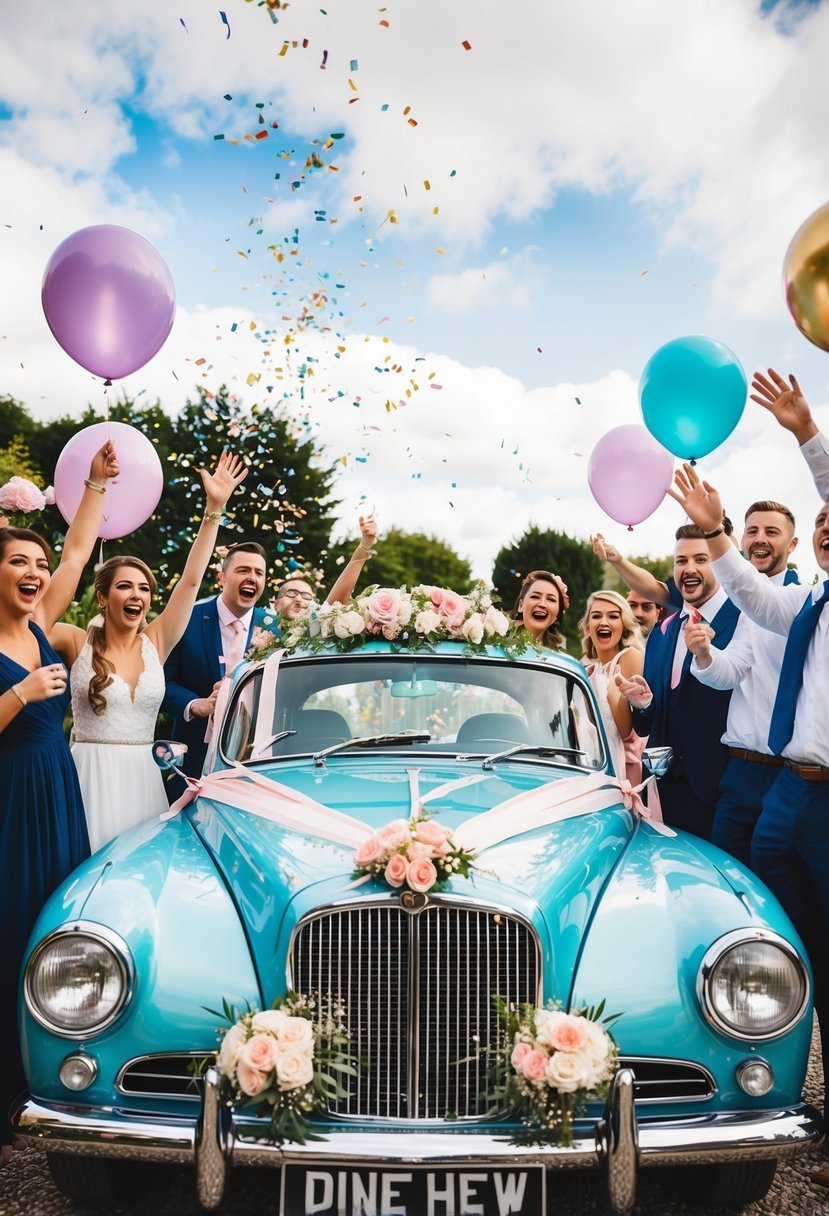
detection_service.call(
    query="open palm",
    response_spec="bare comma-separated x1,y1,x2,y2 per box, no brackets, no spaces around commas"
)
200,451,248,510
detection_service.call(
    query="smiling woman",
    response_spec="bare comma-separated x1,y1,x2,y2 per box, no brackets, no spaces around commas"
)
511,570,570,651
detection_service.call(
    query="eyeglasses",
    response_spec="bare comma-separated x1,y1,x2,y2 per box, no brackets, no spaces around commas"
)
279,588,314,603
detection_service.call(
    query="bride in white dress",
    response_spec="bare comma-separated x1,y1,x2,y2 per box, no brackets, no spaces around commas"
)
50,452,247,852
579,589,648,786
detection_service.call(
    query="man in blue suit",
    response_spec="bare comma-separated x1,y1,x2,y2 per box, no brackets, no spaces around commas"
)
162,541,271,784
618,524,740,839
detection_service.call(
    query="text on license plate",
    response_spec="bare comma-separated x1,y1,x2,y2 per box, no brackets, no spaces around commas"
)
280,1163,545,1216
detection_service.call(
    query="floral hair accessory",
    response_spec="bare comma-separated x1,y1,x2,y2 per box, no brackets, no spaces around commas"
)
0,476,54,527
251,583,535,660
491,997,620,1146
352,813,478,893
211,992,355,1145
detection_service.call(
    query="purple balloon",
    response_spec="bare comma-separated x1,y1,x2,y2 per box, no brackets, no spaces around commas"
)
54,422,164,540
588,425,674,528
42,225,175,380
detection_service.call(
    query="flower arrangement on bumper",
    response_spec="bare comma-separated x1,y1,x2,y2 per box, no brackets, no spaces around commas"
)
491,998,620,1146
352,812,477,894
211,992,355,1144
0,476,55,527
248,582,531,659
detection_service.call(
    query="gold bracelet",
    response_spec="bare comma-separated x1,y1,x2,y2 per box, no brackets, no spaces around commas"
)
355,545,375,558
83,478,106,494
203,510,223,526
10,683,27,706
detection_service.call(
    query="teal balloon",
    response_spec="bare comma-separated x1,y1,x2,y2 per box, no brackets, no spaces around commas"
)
639,336,747,460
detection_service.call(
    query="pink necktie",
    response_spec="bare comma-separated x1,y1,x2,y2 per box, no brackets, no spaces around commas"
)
224,619,246,676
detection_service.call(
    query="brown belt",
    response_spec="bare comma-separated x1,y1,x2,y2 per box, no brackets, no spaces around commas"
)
784,759,829,782
727,747,783,767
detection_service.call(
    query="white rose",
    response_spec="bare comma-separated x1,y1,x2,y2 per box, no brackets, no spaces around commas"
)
396,597,413,626
545,1049,592,1093
278,1015,314,1048
484,607,510,637
581,1022,612,1084
333,614,352,639
344,610,366,636
276,1045,315,1091
415,609,441,634
462,615,484,645
533,1010,568,1049
217,1022,248,1074
251,1009,290,1035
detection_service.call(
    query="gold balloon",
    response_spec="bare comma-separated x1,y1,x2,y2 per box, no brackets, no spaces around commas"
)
783,201,829,352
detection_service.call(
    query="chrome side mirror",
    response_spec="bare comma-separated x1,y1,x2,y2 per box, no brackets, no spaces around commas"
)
153,740,189,771
642,746,673,778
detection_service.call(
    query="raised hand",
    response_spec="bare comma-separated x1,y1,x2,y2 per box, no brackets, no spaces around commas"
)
685,616,714,666
750,368,816,442
88,440,120,485
615,672,653,709
666,464,723,533
359,513,378,550
200,451,248,512
591,532,620,563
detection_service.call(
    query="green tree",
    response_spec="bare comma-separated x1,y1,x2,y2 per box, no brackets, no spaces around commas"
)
491,525,604,655
0,434,42,485
324,528,472,592
602,552,674,596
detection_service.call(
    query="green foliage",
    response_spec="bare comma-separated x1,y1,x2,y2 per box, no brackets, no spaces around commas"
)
0,434,42,485
491,525,604,655
603,552,673,596
324,527,472,593
0,387,341,603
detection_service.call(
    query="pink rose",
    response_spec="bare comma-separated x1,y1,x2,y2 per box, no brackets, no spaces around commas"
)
381,622,398,641
521,1049,549,1082
414,819,451,848
438,591,468,629
0,477,46,513
511,1041,532,1070
425,586,445,608
249,627,276,653
241,1033,279,1072
377,819,411,849
43,485,56,506
367,588,402,627
384,853,409,887
236,1061,267,1096
354,834,385,867
408,841,434,862
406,857,438,893
547,1014,589,1054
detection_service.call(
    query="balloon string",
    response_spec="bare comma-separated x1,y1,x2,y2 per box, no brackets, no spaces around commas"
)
103,380,111,440
97,538,105,569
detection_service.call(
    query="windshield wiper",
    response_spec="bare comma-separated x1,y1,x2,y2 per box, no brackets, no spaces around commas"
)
248,730,296,760
313,732,431,767
470,743,588,771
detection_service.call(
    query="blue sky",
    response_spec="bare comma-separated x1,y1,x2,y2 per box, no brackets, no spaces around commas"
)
3,0,829,581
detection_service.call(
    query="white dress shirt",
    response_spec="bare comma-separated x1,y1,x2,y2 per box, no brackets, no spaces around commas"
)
690,570,789,752
711,546,829,765
669,585,728,689
183,597,253,721
801,431,829,502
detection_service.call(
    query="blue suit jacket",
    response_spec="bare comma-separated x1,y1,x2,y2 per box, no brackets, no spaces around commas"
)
162,596,271,779
633,597,740,807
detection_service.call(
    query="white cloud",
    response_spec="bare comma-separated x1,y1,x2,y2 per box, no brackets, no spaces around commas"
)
427,248,543,314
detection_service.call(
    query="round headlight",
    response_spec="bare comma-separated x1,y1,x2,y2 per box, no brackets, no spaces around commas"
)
25,924,133,1037
699,930,810,1041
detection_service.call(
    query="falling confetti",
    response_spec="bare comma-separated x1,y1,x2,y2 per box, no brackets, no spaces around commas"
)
219,9,231,37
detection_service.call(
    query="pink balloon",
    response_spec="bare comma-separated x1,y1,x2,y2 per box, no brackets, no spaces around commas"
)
54,422,164,540
42,225,175,380
588,425,674,528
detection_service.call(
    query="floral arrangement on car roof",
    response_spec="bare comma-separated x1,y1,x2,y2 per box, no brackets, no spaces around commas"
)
490,997,620,1147
247,582,534,660
352,812,478,894
211,991,355,1145
0,476,55,528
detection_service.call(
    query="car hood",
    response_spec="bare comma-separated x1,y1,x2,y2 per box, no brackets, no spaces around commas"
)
190,756,633,1004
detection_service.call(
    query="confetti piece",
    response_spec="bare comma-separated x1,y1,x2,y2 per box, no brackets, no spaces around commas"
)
195,357,207,366
462,39,472,49
381,103,389,111
321,49,328,68
379,18,389,26
179,17,188,31
255,130,268,140
223,93,232,100
350,58,359,71
423,180,431,190
219,10,230,38
575,397,581,404
213,133,225,140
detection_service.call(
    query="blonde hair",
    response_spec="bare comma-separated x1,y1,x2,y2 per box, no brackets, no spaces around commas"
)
579,589,644,661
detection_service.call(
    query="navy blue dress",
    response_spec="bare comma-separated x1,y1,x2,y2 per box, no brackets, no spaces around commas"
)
0,622,90,1143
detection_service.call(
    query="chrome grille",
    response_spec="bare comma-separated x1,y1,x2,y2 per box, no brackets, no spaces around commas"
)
292,901,539,1121
116,1053,210,1099
620,1057,715,1102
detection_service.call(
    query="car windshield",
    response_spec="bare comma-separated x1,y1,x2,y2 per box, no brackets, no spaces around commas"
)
220,653,605,770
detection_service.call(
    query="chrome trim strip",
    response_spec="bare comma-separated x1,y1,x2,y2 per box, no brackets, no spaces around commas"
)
697,928,811,1042
14,1093,822,1170
23,921,135,1040
115,1052,210,1099
618,1056,716,1103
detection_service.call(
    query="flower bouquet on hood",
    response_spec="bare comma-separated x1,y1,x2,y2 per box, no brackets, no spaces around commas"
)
278,581,533,658
210,992,356,1144
490,997,620,1146
352,812,478,894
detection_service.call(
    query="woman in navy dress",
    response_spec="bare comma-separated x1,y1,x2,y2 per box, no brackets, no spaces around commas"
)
0,440,119,1160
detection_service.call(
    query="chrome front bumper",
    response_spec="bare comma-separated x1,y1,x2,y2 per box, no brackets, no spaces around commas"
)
14,1069,823,1216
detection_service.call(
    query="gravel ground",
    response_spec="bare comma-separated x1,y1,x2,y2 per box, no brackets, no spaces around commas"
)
1,1026,826,1216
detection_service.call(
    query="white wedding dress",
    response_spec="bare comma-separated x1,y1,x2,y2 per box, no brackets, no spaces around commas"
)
71,633,168,853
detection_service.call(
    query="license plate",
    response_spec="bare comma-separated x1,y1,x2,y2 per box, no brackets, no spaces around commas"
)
279,1163,545,1216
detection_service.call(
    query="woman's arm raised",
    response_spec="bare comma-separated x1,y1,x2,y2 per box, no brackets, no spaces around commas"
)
146,451,248,662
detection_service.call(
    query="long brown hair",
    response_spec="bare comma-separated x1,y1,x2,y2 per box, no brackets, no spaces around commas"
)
511,570,570,651
87,557,157,716
0,526,52,564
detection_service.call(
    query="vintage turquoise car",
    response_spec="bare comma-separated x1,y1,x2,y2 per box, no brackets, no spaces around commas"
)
14,638,823,1214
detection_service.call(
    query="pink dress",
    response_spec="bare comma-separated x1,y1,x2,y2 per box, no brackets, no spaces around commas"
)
585,650,644,786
